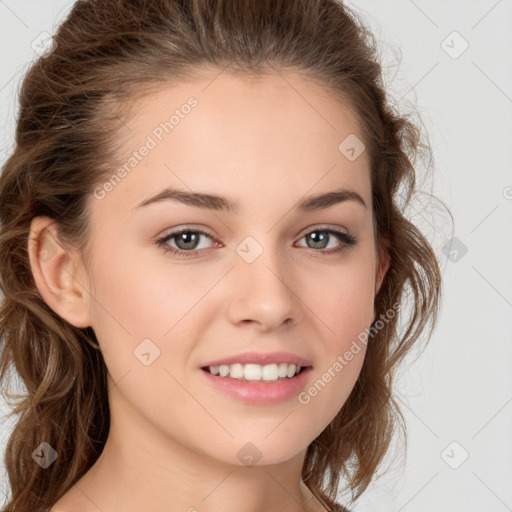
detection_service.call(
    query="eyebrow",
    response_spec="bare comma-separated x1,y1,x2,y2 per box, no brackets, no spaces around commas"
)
134,186,368,213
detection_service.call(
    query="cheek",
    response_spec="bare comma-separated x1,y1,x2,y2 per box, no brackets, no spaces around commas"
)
86,247,208,385
305,257,376,340
301,277,372,427
89,245,196,338
301,257,374,409
85,254,192,414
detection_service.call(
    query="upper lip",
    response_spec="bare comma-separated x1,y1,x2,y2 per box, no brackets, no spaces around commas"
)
201,351,313,368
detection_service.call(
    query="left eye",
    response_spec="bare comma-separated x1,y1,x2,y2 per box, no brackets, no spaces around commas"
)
156,226,357,259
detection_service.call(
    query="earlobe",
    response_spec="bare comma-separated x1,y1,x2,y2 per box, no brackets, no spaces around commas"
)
27,216,92,329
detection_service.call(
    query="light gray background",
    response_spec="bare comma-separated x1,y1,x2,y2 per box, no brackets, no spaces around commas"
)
0,1,511,511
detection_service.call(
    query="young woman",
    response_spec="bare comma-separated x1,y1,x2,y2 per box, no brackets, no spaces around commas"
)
0,1,444,511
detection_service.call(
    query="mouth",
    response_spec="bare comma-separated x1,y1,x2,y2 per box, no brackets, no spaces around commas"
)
199,364,314,404
200,363,311,382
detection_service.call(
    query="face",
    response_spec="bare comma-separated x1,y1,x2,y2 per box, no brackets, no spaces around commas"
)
77,69,388,467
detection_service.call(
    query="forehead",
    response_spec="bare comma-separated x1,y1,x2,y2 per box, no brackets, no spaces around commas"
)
123,69,365,148
91,69,371,219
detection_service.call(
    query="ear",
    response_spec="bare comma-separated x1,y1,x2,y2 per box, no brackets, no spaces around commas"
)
27,216,92,328
375,238,391,295
372,237,391,323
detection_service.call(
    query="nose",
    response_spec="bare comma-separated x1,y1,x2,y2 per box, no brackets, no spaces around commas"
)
225,245,302,332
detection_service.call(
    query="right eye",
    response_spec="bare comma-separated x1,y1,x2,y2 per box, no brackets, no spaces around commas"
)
155,227,221,259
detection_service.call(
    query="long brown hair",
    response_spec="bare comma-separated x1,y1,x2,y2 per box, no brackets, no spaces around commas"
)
0,0,448,510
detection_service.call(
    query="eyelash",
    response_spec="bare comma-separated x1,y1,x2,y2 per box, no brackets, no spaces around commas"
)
155,225,358,259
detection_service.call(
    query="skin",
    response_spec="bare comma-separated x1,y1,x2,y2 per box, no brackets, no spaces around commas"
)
29,68,390,512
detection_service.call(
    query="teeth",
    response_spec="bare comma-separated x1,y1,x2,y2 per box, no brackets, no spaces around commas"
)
207,363,303,381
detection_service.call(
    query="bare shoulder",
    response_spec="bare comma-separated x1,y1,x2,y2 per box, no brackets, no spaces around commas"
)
49,487,89,512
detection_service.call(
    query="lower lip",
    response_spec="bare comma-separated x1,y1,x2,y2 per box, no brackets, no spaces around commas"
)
199,367,313,405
